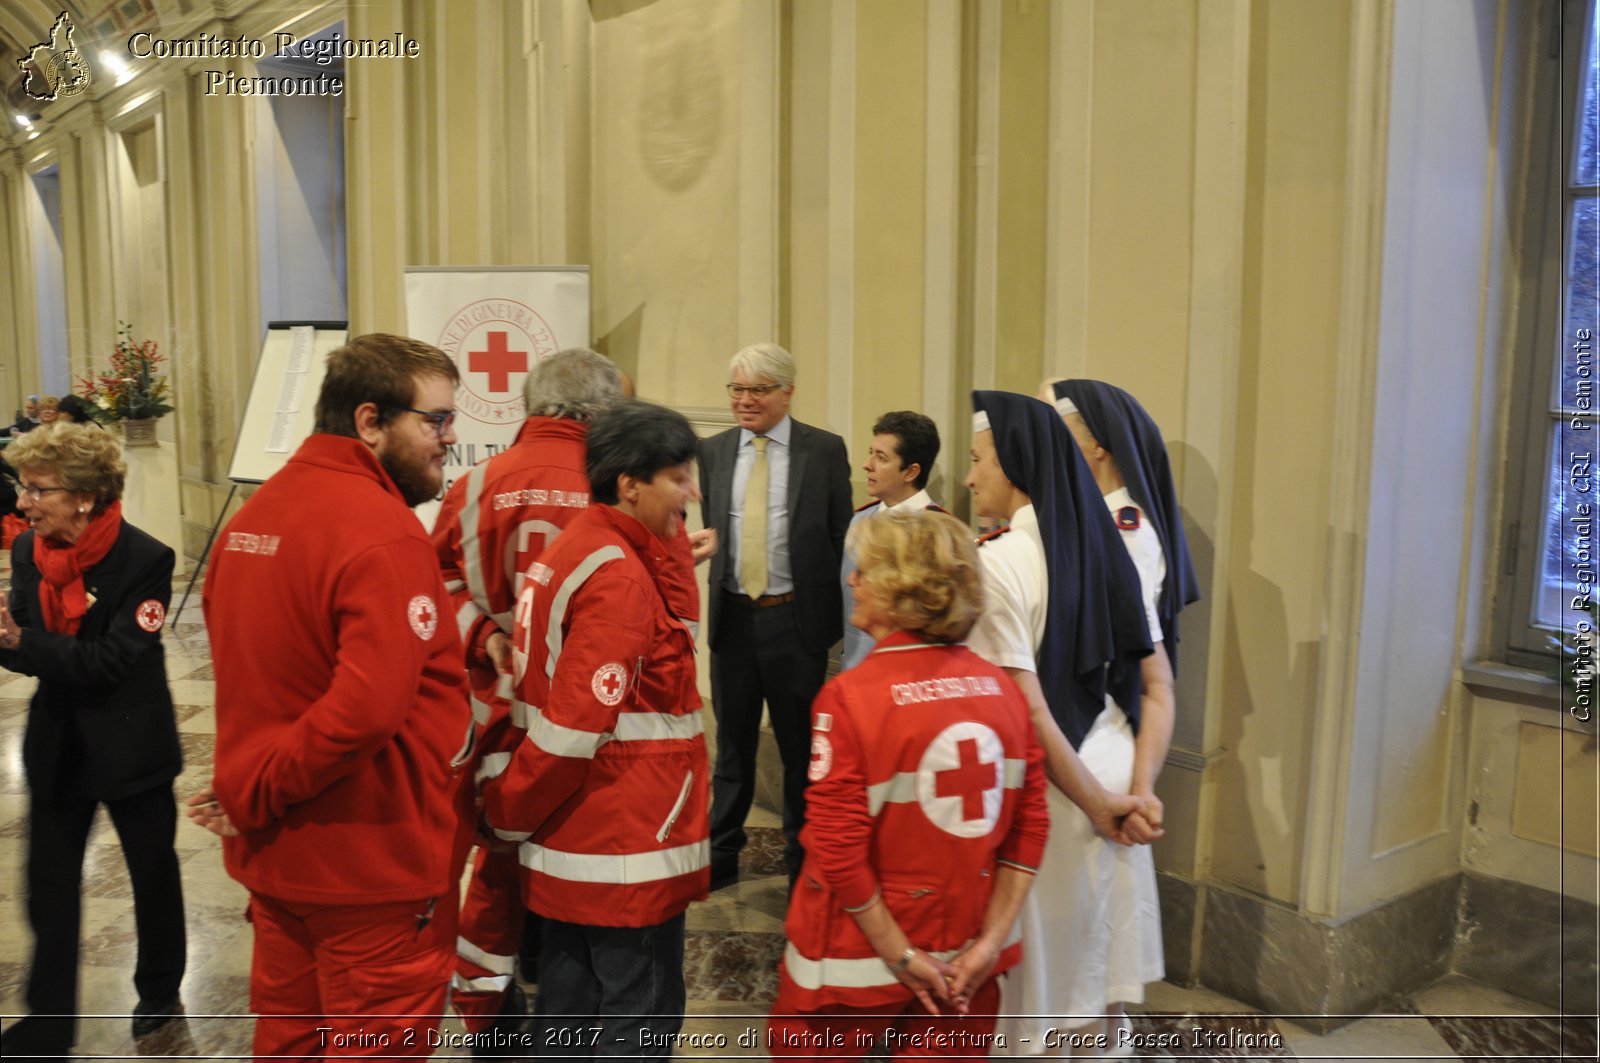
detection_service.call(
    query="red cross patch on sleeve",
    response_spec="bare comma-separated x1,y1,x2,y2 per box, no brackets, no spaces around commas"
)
592,662,629,706
809,734,834,781
408,595,438,640
135,600,166,633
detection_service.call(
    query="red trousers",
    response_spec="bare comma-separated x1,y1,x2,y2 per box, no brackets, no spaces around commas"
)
450,847,526,1032
769,978,1002,1059
247,891,455,1060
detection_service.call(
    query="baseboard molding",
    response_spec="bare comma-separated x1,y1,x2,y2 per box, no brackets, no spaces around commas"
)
1160,870,1599,1027
1453,871,1599,1012
1164,872,1456,1031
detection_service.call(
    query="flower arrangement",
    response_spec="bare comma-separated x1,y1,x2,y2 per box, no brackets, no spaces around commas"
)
78,322,175,422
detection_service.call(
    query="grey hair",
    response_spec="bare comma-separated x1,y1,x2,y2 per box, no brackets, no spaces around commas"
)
524,348,624,421
728,342,796,389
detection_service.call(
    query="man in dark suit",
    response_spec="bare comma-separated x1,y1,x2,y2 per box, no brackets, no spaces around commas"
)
699,342,851,889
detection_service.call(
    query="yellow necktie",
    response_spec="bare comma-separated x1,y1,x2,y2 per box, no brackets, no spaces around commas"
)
741,436,769,598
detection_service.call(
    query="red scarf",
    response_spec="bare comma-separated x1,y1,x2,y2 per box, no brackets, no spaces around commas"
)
32,501,123,635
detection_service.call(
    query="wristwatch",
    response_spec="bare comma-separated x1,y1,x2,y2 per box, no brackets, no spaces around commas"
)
888,946,917,974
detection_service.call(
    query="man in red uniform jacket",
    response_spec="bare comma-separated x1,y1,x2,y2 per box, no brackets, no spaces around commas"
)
194,334,472,1059
431,348,622,1037
482,400,708,1060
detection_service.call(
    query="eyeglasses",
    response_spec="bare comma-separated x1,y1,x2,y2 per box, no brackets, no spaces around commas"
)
390,406,457,437
18,482,71,501
727,383,785,398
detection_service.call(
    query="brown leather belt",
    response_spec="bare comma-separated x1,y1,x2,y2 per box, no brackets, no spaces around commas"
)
725,591,796,608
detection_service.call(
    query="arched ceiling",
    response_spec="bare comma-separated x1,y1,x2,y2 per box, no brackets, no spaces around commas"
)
0,2,88,65
0,1,173,120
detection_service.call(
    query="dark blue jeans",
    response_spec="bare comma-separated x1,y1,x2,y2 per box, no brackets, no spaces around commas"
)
535,912,686,1060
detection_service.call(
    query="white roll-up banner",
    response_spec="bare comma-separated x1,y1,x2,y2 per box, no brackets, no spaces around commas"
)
404,266,591,529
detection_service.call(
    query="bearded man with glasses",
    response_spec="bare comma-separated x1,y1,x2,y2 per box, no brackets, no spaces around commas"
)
193,333,473,1059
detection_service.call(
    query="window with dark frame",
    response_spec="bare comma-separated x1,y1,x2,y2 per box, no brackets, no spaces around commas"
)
1503,0,1598,673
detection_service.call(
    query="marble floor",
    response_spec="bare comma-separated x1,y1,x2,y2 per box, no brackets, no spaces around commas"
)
0,596,1595,1061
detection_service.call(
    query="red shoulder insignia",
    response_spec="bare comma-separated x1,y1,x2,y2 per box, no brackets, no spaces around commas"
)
976,525,1011,546
1116,506,1141,531
854,500,882,514
924,503,949,515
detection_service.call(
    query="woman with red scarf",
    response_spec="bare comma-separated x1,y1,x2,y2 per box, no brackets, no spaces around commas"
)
0,422,185,1062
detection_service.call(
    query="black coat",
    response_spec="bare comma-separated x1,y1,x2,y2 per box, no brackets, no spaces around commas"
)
0,521,181,803
699,418,852,655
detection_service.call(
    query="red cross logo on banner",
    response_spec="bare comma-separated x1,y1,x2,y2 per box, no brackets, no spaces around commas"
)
433,297,559,427
934,738,997,821
468,331,528,394
916,721,1004,838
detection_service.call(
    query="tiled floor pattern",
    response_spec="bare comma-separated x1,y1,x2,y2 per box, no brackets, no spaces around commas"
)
0,602,1593,1060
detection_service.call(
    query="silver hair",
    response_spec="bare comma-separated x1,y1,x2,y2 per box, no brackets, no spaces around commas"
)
728,342,796,389
523,348,624,421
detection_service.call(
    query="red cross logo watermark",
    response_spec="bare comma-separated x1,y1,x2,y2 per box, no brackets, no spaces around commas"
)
915,722,1004,838
408,595,438,641
592,662,629,706
469,331,528,393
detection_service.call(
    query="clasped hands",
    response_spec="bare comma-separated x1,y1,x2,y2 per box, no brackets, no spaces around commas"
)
886,936,1003,1018
1091,787,1165,847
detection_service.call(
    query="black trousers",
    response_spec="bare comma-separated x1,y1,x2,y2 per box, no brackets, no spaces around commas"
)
536,912,686,1060
25,780,186,1046
708,595,828,876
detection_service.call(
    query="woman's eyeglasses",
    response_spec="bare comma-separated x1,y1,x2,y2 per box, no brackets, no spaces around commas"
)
17,482,71,501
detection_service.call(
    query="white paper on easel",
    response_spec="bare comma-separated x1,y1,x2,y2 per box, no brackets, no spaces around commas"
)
286,326,314,373
264,326,317,452
229,325,348,483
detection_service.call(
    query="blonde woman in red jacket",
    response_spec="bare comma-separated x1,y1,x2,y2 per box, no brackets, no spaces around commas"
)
770,509,1049,1059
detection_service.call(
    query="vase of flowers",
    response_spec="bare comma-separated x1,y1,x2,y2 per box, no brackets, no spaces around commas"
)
78,322,175,447
120,418,159,446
